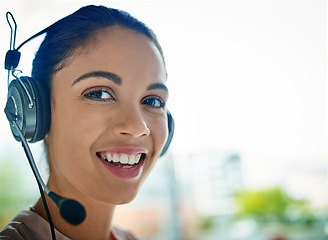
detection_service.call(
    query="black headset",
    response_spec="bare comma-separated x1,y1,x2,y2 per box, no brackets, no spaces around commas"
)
4,12,174,156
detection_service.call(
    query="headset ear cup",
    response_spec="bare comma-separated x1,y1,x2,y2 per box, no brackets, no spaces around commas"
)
27,77,51,143
5,77,50,143
160,110,175,157
5,78,35,141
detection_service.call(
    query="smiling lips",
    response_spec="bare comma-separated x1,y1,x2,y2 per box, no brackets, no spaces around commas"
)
96,148,148,178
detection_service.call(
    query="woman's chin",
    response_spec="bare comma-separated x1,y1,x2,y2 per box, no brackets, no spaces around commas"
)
91,190,139,206
114,191,139,205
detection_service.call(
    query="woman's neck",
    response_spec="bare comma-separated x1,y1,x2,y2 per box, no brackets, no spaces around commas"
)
34,190,116,240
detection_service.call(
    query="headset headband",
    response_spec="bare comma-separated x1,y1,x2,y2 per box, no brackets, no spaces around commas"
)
5,12,51,74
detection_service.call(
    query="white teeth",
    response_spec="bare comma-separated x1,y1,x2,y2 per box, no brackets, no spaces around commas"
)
135,154,142,164
120,154,129,164
100,153,143,165
113,154,120,163
128,155,136,164
122,165,134,169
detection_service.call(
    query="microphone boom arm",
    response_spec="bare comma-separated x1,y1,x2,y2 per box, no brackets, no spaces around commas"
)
11,121,57,239
11,120,86,226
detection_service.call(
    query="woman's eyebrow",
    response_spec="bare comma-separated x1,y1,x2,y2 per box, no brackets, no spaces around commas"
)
72,71,122,86
147,83,168,92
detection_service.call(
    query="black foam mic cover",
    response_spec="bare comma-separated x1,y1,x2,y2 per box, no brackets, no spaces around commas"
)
48,192,86,225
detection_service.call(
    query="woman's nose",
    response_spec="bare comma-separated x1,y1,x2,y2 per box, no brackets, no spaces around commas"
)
112,108,150,138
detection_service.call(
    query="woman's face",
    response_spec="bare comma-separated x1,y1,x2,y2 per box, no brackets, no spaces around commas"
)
46,26,168,205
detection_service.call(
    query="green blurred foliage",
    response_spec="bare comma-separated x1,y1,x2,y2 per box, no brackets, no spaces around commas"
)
0,157,34,229
199,215,216,231
235,187,309,221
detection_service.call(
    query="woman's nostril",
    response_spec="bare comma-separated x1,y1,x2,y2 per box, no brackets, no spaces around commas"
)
113,120,150,138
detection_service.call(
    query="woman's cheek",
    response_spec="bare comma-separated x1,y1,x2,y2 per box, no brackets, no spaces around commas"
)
152,115,168,155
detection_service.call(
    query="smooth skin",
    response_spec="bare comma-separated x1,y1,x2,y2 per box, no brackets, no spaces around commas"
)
34,26,168,240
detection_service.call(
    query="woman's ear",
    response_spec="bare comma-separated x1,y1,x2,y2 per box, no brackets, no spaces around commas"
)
44,133,49,141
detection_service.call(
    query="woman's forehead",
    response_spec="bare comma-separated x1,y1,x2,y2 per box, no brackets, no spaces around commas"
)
75,26,163,67
52,27,166,89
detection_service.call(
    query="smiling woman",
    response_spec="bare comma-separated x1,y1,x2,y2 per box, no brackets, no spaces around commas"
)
0,5,173,240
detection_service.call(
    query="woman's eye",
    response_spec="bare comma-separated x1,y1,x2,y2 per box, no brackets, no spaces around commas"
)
142,96,165,109
83,88,114,102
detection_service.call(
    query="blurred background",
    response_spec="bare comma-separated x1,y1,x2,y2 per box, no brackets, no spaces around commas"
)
0,0,327,239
